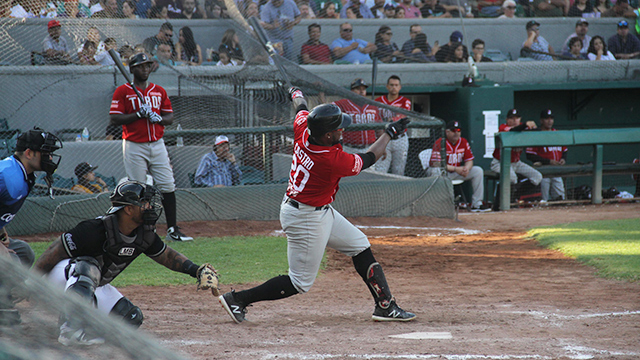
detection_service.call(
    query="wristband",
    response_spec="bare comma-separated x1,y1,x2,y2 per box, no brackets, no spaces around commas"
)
182,260,199,278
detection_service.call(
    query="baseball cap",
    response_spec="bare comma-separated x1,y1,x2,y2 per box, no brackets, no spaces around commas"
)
75,162,98,178
215,135,229,146
502,0,516,8
350,78,369,89
446,120,461,131
383,3,395,10
540,109,554,119
506,108,520,118
450,31,463,43
618,20,629,28
526,20,540,30
576,18,589,26
48,20,61,29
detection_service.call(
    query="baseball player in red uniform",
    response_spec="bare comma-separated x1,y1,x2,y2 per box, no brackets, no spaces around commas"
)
375,75,411,176
333,78,382,154
109,53,192,242
525,109,567,201
491,108,542,186
430,121,490,211
219,87,415,323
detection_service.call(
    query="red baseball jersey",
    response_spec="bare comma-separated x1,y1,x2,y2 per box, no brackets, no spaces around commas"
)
526,129,567,161
492,123,522,162
375,95,411,122
430,137,474,167
110,83,173,143
333,99,381,146
286,110,363,207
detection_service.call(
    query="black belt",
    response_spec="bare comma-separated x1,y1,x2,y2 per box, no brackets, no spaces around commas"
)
285,198,328,211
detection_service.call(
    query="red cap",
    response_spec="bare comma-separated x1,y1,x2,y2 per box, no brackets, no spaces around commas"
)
48,20,61,29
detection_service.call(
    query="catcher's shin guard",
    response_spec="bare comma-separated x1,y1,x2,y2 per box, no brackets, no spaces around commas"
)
365,262,393,309
66,257,101,304
110,297,143,327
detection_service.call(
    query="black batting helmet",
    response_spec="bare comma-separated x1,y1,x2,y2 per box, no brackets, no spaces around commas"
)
107,180,163,224
128,52,153,69
307,104,352,137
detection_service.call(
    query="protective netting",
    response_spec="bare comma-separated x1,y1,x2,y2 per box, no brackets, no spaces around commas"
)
0,255,189,360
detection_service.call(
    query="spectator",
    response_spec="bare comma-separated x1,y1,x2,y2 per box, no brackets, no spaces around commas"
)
439,0,474,17
176,0,205,18
136,0,154,18
77,26,106,59
143,22,175,57
345,5,360,18
95,38,118,65
159,0,183,18
374,25,402,63
122,0,139,18
421,0,450,18
568,0,594,16
561,18,591,55
216,49,239,66
402,24,438,63
78,40,99,65
561,37,588,59
12,0,57,17
154,42,178,66
219,28,244,64
436,30,468,63
43,20,74,65
148,4,170,18
383,3,396,17
318,1,340,18
57,0,90,18
194,135,243,187
497,0,516,18
490,108,543,188
607,20,640,59
260,0,301,62
340,0,375,18
395,6,405,17
118,44,135,65
333,78,382,153
477,0,503,17
176,26,203,65
602,0,635,17
374,75,411,175
301,23,332,64
330,22,376,64
369,0,386,18
587,35,616,60
522,20,554,61
298,1,316,18
398,0,422,18
471,38,493,62
526,109,567,202
71,162,109,194
92,0,123,17
594,0,610,14
429,120,490,212
243,1,259,17
445,42,467,62
532,0,567,17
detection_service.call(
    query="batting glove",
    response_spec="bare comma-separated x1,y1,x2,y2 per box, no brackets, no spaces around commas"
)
137,103,153,119
149,112,163,124
288,87,304,102
385,118,410,140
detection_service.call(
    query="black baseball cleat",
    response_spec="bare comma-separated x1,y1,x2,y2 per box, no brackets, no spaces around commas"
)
219,291,247,324
372,300,416,322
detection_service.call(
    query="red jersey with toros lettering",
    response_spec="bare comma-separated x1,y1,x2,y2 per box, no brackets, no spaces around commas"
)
332,99,381,146
286,110,364,207
375,95,411,122
430,137,474,167
492,123,522,162
109,83,172,143
526,129,567,161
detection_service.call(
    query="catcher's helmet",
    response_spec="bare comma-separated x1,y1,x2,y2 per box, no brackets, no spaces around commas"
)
107,180,164,224
307,104,352,137
128,52,153,69
15,127,63,176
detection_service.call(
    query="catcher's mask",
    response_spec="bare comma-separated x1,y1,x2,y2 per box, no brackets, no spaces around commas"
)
107,180,164,225
15,127,63,176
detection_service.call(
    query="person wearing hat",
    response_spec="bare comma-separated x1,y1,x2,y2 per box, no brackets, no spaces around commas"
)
525,109,567,202
330,22,377,64
333,78,382,153
382,3,397,17
522,20,554,61
561,18,592,55
429,121,490,212
42,19,73,65
497,0,517,18
532,0,567,17
71,162,109,194
607,19,640,59
436,30,468,62
491,109,542,189
194,135,243,187
109,52,192,242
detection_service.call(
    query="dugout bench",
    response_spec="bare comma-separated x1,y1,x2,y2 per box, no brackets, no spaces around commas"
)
493,128,640,210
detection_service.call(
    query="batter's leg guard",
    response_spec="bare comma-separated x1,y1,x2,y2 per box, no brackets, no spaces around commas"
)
364,262,393,309
110,297,143,328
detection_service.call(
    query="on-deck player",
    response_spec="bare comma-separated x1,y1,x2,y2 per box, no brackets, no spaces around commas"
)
218,87,416,323
109,52,192,242
374,75,411,176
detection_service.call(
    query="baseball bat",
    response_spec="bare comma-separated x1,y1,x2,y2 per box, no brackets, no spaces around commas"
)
371,56,378,100
247,16,292,88
108,49,145,103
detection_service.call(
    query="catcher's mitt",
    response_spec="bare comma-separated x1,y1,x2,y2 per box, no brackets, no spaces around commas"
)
196,263,220,296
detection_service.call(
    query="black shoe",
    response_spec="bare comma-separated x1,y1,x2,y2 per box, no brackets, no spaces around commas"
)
372,300,416,322
0,309,21,326
219,291,247,324
470,202,491,212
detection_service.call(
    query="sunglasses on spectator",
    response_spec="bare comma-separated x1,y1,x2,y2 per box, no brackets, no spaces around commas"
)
342,28,353,32
506,5,516,9
385,32,393,35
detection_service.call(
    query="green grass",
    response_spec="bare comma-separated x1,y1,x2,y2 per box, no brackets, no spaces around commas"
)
31,236,308,287
529,218,640,281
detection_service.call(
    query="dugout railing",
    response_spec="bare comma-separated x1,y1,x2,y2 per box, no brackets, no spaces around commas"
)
495,128,640,210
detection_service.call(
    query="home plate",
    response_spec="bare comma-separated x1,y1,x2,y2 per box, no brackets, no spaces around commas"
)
389,332,452,340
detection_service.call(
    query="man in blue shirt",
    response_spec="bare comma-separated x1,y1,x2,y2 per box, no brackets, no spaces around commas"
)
331,22,377,64
194,135,242,187
0,127,62,325
260,0,301,62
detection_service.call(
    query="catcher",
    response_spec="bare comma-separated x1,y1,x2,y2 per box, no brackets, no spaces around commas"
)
33,180,219,346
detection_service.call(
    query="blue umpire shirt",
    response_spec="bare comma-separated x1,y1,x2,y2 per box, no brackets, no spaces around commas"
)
194,152,242,187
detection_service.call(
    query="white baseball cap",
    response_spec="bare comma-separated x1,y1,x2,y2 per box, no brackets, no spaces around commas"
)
215,135,229,145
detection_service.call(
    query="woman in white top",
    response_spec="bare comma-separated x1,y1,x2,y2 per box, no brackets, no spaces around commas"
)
587,35,616,60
